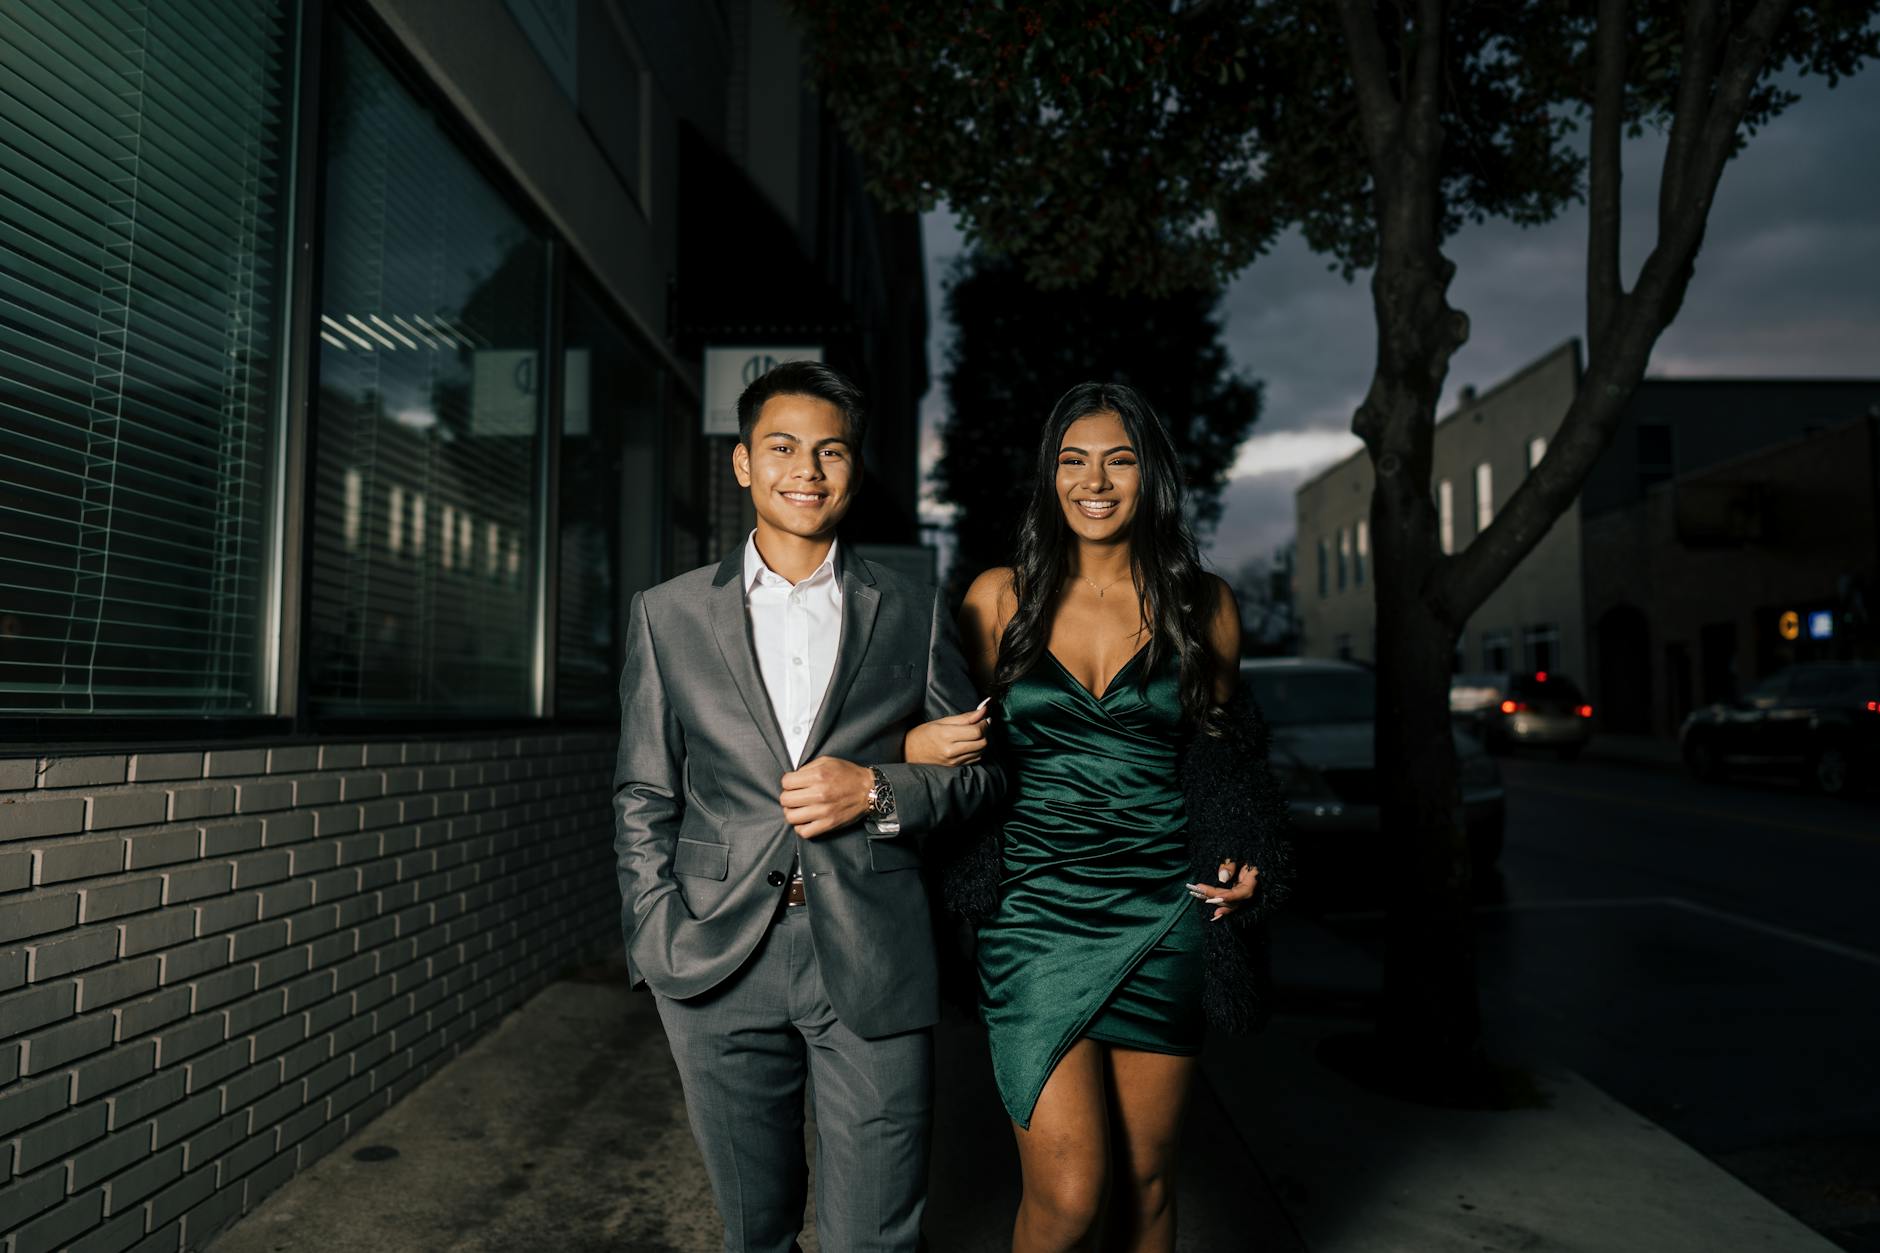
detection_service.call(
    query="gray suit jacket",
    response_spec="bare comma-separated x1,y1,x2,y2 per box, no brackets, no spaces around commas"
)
612,545,1005,1038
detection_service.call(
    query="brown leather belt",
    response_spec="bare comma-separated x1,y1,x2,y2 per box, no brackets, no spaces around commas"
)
784,878,808,907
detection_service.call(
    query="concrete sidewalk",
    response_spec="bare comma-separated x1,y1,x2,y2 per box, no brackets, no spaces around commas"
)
212,919,1834,1252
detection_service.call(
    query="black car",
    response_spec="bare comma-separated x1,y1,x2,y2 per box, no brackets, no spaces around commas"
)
1450,670,1594,758
1679,662,1880,795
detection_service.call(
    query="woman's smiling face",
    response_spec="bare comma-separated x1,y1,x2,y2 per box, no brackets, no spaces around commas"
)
1055,410,1140,542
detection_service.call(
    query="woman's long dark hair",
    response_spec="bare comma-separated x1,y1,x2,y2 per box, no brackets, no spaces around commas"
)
992,382,1217,728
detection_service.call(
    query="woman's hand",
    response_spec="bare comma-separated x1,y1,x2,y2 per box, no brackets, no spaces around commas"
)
904,699,992,767
1187,858,1259,922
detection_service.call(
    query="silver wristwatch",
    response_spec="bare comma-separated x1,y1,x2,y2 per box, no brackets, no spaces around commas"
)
866,767,897,822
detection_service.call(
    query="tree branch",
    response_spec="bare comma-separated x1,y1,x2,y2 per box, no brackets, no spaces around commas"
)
1335,0,1402,168
1659,0,1725,235
1587,0,1626,354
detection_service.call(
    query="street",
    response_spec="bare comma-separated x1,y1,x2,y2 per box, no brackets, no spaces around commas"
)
1322,753,1880,1251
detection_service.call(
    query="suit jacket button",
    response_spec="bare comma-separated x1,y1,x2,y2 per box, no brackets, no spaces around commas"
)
766,870,786,887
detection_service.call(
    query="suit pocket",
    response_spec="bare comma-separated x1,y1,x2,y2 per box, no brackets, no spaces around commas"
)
855,662,918,684
673,837,730,881
868,836,921,873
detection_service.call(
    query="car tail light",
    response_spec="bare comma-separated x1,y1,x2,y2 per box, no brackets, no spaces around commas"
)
1577,704,1593,718
1499,699,1527,714
1867,700,1879,713
1535,671,1549,682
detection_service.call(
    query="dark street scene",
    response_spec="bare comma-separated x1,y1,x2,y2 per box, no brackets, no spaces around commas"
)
2,2,1878,1252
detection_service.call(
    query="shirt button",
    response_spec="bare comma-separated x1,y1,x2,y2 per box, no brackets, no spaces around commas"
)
792,656,803,666
793,724,805,734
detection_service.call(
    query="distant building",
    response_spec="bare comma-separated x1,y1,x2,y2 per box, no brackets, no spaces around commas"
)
1294,344,1880,737
1296,341,1585,678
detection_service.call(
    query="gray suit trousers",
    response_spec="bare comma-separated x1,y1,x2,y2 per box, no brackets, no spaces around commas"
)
653,906,932,1253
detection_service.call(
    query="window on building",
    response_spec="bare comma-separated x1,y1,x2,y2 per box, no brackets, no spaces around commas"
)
1438,479,1455,554
0,2,298,716
1336,528,1349,591
1482,629,1512,672
1475,462,1494,533
307,25,551,717
1317,538,1328,598
1333,633,1353,661
1355,520,1368,587
1528,436,1547,470
1523,624,1560,673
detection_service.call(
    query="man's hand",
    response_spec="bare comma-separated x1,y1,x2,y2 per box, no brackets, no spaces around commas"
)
904,699,992,767
780,757,875,839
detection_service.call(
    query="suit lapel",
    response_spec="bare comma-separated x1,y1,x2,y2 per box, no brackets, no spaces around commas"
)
707,551,794,776
799,552,880,764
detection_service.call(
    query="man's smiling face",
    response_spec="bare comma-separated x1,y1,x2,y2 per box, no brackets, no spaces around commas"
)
732,393,859,543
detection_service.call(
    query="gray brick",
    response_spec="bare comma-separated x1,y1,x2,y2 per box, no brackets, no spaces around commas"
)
249,1080,303,1131
234,779,294,814
383,767,422,796
86,790,169,831
0,847,31,891
152,1012,224,1067
338,772,384,802
310,867,359,902
106,1069,184,1130
203,749,267,779
179,1175,245,1248
79,877,162,924
68,1209,147,1253
253,945,310,988
364,742,403,767
280,1036,330,1082
165,784,234,822
318,743,365,769
22,1011,114,1073
218,1127,274,1183
34,837,127,884
113,987,191,1040
251,1015,306,1061
287,841,339,876
124,828,200,869
0,891,78,942
359,798,402,829
231,850,291,890
127,752,203,783
311,804,362,836
72,1039,157,1102
2,796,88,842
266,746,320,773
1,756,39,790
307,931,354,968
260,810,315,846
180,1108,246,1172
14,1188,104,1253
69,1122,148,1189
151,1089,219,1149
195,893,259,936
302,1055,351,1104
189,963,257,1012
75,955,160,1011
3,1161,68,1225
290,775,342,807
0,980,76,1037
183,1038,248,1095
0,944,26,991
27,926,118,980
228,923,289,968
159,862,231,905
0,1037,17,1083
200,817,263,856
220,1055,284,1110
148,1163,216,1229
0,1073,69,1136
223,987,285,1036
118,907,194,955
16,1101,107,1172
285,905,337,944
104,1146,183,1215
132,1221,184,1253
38,755,127,788
275,1100,326,1149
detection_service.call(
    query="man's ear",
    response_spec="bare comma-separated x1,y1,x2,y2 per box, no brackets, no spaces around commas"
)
732,440,752,488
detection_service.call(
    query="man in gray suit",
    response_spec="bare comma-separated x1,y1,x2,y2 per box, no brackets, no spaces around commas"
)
613,362,1002,1252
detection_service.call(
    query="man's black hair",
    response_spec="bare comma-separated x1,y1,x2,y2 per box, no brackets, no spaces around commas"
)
735,360,868,450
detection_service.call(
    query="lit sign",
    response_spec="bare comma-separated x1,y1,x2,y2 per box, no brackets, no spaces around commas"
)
1807,610,1835,641
1778,610,1800,641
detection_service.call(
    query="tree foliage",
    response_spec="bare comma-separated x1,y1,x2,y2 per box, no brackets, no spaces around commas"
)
795,0,1877,294
935,251,1260,599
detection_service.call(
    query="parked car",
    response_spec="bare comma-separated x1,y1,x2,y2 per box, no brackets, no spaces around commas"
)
1450,670,1594,758
1242,658,1507,880
1679,662,1880,795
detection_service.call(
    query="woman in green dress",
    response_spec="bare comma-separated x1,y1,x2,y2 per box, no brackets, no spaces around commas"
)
907,382,1261,1252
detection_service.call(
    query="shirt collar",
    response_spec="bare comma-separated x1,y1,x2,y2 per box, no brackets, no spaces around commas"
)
744,531,839,592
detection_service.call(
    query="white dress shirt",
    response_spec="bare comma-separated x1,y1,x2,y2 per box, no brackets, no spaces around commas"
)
744,531,843,767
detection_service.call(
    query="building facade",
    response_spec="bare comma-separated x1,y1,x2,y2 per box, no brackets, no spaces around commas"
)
0,3,926,1250
1295,341,1586,679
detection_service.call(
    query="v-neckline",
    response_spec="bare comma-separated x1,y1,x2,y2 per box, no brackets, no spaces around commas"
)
1045,642,1150,703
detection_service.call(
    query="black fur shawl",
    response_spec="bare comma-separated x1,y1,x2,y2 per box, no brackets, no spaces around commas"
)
937,688,1294,1034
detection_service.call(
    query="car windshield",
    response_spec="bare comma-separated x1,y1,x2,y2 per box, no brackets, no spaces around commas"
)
1244,669,1376,726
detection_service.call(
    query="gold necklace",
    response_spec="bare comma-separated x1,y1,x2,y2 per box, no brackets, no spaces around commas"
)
1077,572,1132,599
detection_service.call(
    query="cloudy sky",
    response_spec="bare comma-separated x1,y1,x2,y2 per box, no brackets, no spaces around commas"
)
918,68,1880,576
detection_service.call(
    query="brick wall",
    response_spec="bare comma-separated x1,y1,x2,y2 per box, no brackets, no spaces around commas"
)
0,732,616,1253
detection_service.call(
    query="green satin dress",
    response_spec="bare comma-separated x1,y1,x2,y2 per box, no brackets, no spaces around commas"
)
978,644,1204,1129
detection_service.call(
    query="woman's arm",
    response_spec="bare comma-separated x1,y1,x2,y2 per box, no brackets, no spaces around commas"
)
1205,574,1242,706
903,567,1014,766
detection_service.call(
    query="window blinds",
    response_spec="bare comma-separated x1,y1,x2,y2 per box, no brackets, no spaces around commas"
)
0,0,294,714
